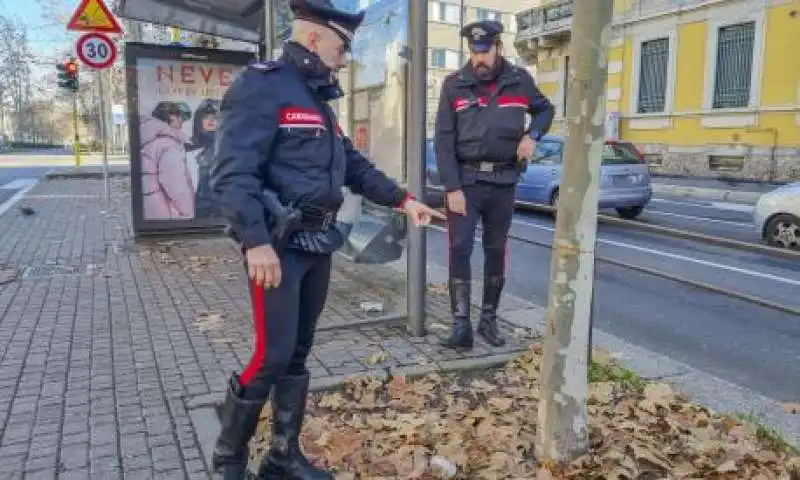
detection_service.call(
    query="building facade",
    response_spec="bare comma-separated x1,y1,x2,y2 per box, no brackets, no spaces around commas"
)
515,0,800,181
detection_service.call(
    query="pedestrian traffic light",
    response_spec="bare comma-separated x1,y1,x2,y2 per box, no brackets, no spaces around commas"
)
56,58,79,92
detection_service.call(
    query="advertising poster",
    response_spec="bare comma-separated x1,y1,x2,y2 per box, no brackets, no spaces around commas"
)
125,43,256,237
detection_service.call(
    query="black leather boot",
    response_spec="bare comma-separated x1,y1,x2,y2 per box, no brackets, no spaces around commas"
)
256,373,333,480
439,278,473,350
212,374,265,479
477,276,506,347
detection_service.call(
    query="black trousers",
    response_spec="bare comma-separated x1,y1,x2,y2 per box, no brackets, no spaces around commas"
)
238,248,331,400
447,182,516,280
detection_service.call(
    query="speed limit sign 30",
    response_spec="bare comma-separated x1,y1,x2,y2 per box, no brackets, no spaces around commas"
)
76,32,117,69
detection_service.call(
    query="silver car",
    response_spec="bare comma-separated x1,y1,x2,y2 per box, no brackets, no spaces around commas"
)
753,182,800,250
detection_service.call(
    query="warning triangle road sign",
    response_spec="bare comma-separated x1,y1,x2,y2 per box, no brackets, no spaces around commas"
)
66,0,124,34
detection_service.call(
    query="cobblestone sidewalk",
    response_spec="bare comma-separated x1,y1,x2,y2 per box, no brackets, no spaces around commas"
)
0,177,541,479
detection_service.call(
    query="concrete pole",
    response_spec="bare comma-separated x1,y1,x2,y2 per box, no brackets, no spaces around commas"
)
535,0,614,464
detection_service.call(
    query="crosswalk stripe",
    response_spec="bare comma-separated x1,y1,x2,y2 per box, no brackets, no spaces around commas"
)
0,178,38,190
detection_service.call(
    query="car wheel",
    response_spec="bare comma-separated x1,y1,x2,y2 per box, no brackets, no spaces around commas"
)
764,214,800,250
616,205,644,219
550,190,559,217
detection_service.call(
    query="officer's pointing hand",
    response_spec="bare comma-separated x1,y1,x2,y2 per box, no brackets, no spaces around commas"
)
404,199,446,226
246,244,282,289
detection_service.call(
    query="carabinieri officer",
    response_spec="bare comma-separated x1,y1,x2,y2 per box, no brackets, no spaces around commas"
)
209,0,444,478
434,19,555,351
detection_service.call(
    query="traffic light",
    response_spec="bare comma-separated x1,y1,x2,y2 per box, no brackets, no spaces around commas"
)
56,58,79,92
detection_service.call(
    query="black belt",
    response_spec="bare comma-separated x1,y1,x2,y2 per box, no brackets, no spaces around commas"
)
463,161,516,173
298,204,336,231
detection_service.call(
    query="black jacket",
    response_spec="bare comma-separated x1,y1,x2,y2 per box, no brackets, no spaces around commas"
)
434,60,555,191
211,42,408,250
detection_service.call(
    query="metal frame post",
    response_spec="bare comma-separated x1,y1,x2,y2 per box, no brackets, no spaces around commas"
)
406,0,428,337
260,0,274,60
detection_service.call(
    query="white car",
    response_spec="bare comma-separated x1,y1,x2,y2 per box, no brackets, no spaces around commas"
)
753,182,800,250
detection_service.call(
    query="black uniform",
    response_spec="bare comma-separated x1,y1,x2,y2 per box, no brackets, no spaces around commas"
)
435,20,554,350
209,1,411,479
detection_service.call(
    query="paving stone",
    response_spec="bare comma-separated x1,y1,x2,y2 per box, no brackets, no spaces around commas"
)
22,468,58,480
0,178,530,478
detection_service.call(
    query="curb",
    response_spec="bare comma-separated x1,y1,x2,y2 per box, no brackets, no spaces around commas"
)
652,183,763,204
44,166,131,180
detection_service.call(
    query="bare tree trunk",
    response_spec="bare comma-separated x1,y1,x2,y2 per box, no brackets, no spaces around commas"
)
535,0,614,464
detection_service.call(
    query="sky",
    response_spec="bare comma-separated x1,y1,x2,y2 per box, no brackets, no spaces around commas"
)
0,0,91,93
1,0,76,60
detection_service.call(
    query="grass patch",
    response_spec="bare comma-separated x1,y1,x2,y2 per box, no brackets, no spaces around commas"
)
735,412,798,454
587,358,647,394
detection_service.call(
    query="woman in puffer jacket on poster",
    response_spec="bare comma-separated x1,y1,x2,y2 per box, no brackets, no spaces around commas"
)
186,99,220,218
139,101,195,220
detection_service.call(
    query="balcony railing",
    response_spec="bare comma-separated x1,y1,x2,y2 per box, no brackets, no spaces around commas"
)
515,0,709,43
515,0,574,42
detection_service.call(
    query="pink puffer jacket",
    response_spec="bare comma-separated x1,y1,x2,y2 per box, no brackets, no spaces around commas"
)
139,115,195,220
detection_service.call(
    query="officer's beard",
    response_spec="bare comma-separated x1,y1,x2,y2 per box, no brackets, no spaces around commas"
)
473,57,501,82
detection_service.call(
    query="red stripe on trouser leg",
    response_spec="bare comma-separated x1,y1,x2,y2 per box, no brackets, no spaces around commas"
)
239,279,267,386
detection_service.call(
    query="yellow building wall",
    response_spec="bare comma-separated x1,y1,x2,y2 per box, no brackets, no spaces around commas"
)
673,21,707,112
761,2,800,107
616,2,800,149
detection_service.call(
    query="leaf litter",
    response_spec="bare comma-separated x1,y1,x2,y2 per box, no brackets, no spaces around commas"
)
252,343,799,479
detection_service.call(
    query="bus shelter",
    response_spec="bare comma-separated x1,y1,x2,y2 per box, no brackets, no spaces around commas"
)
115,0,430,335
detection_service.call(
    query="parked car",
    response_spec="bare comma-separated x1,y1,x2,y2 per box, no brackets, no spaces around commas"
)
424,139,446,208
752,182,800,250
424,136,652,218
519,135,652,219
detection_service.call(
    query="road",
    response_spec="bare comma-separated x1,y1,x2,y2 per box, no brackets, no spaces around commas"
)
427,197,800,404
3,162,797,405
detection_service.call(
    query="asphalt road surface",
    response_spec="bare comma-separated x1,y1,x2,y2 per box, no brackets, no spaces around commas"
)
427,199,799,403
637,196,759,244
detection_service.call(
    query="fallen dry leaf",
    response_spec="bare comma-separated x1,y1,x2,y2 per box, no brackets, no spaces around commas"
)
365,351,388,365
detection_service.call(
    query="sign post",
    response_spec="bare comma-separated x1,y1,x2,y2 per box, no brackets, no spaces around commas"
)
67,0,122,199
98,70,110,202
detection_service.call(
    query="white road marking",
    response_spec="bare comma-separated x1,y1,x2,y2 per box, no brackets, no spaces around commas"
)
650,197,755,213
0,178,36,190
510,218,800,287
0,178,39,217
645,210,751,227
650,197,709,208
711,201,755,213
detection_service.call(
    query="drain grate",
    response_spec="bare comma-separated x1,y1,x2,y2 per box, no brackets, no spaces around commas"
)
21,264,97,279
